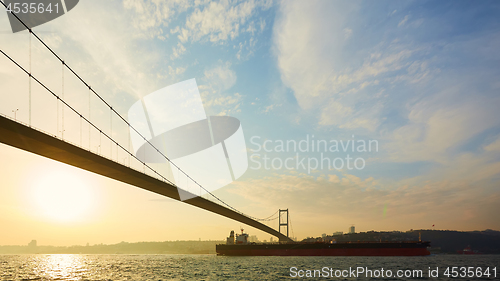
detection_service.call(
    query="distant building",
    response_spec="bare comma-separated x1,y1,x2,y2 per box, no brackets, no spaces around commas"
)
323,235,336,243
249,235,259,243
322,233,327,239
332,231,343,236
28,240,37,247
349,226,355,234
302,237,318,243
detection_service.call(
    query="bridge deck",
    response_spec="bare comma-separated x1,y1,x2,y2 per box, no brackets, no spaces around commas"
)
0,115,292,242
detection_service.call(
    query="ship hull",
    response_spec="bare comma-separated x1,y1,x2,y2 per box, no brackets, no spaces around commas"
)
216,241,431,256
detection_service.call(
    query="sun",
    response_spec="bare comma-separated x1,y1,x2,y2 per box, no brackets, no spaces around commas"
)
31,168,93,222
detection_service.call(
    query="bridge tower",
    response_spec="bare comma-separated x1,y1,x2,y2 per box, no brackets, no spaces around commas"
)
279,209,289,238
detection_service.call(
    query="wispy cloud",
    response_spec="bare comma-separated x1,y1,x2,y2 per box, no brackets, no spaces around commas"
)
398,15,409,27
178,0,271,44
484,136,500,152
122,0,190,39
200,62,242,116
271,0,500,204
229,172,500,234
171,42,186,59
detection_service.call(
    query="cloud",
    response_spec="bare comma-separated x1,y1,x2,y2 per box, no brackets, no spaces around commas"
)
178,0,270,44
398,15,409,27
273,1,500,147
270,1,500,206
318,100,353,126
203,61,237,91
168,65,186,75
246,21,257,35
171,42,186,59
259,18,266,32
273,1,356,108
386,89,500,164
200,62,242,115
347,50,413,84
484,136,500,152
236,37,257,60
272,1,430,131
228,172,500,234
52,0,177,98
263,103,282,113
122,0,190,39
343,28,352,39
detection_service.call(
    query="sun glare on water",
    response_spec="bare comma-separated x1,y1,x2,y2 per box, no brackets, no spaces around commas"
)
31,169,93,222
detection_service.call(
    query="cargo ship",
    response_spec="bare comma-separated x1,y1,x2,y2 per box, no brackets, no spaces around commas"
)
216,230,431,256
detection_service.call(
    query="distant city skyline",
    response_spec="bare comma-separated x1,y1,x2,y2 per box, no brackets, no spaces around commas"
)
1,0,499,246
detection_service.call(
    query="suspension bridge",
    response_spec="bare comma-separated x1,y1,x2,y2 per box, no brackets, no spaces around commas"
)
0,2,293,242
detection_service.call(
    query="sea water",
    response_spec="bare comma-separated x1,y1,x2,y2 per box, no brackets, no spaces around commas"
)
1,254,499,280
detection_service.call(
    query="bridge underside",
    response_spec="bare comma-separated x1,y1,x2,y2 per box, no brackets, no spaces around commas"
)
0,115,292,242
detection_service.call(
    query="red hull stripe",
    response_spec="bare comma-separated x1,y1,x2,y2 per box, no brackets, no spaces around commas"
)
217,248,430,256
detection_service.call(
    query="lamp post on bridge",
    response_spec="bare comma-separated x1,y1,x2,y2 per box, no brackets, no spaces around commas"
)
12,109,18,121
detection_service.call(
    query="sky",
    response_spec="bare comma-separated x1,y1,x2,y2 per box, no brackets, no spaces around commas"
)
0,0,500,246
